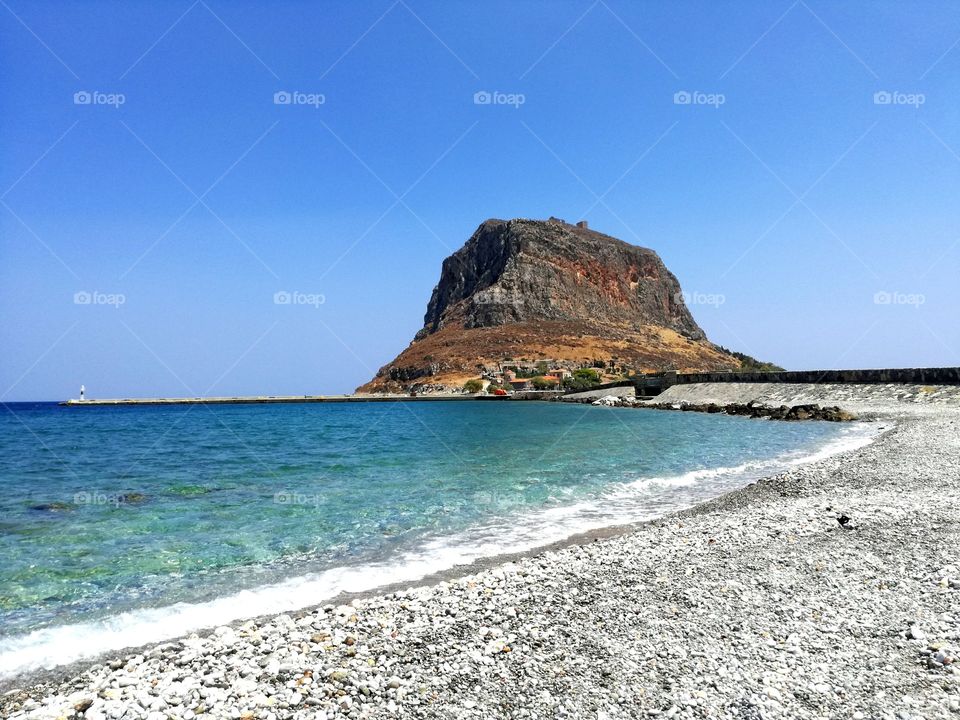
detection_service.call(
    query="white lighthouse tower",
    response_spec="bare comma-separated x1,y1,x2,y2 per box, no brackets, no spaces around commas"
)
79,385,85,402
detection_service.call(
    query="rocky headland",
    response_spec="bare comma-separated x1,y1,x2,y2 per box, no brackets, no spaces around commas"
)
358,218,757,394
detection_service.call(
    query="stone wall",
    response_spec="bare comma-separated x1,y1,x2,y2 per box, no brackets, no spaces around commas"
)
657,367,960,388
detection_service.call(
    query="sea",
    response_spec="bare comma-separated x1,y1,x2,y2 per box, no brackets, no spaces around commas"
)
0,400,876,678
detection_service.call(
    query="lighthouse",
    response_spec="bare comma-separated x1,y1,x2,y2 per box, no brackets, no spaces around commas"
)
80,385,85,402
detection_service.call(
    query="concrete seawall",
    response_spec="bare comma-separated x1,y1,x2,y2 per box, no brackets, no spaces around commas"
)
60,391,565,406
650,381,960,415
560,385,637,402
60,395,471,406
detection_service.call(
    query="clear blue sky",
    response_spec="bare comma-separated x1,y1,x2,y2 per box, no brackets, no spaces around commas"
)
1,1,958,400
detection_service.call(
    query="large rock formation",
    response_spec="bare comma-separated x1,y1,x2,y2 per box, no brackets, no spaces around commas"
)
358,218,745,393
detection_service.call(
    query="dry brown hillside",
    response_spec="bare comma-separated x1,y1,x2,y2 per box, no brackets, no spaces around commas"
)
358,218,748,393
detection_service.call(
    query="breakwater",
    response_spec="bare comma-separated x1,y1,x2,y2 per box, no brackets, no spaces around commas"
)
60,391,565,406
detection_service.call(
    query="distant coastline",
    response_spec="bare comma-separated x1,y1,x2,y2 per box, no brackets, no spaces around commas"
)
58,365,960,406
59,394,490,406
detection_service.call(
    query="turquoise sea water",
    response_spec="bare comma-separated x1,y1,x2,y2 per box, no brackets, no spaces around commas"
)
0,400,873,676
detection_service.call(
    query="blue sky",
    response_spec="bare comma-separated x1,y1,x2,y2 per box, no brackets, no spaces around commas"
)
1,0,958,400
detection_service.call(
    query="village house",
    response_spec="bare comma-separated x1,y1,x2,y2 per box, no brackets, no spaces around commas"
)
484,359,620,393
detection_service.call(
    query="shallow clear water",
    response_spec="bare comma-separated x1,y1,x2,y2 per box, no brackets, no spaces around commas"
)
0,400,872,676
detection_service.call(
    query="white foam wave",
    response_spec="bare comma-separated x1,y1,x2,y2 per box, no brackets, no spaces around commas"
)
0,422,880,679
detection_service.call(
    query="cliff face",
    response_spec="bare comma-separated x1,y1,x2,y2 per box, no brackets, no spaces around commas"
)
358,218,742,392
418,218,705,339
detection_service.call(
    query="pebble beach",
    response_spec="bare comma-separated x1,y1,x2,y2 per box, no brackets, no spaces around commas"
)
3,384,959,720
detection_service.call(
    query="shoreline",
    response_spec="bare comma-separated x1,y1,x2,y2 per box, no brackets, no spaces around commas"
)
0,413,878,694
3,387,958,719
0,420,882,689
0,418,878,693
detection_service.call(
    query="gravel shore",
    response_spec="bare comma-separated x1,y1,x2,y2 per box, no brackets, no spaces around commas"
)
3,385,959,720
